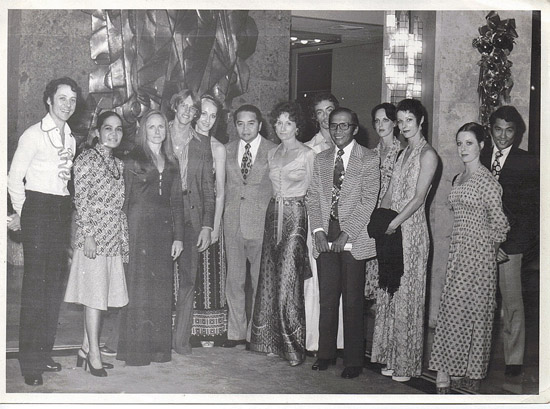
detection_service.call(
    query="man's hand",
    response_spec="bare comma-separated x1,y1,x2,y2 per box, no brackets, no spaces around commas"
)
314,230,330,253
331,231,349,253
7,214,21,231
172,240,183,260
196,228,212,252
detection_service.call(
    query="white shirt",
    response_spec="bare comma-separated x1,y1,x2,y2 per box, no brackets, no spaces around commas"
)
334,139,356,171
8,113,76,214
491,145,512,168
237,133,262,167
305,131,334,154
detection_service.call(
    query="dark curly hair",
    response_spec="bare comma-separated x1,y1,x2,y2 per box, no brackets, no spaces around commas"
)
269,101,307,138
489,106,526,137
309,92,339,122
396,98,429,136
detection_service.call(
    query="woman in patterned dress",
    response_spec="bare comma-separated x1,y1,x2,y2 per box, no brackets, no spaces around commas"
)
190,94,228,346
116,110,184,366
370,98,438,382
64,111,128,376
364,103,403,301
429,122,509,393
250,101,316,366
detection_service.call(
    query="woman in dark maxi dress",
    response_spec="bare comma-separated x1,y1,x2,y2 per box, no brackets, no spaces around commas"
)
429,122,509,393
116,110,184,366
189,94,228,347
250,101,316,366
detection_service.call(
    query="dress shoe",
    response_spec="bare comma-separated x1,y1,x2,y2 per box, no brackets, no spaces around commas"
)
99,346,117,357
392,375,411,382
505,365,522,377
221,339,246,348
24,374,43,386
43,358,62,372
84,356,108,377
341,366,363,379
381,366,393,377
311,358,336,371
305,349,317,358
77,349,114,369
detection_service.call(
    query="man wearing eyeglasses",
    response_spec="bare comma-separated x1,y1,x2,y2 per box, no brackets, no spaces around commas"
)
306,107,380,379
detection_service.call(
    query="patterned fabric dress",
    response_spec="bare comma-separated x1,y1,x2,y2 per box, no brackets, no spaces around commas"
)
364,138,402,300
250,144,315,364
64,144,129,310
371,138,430,378
190,170,228,346
429,166,509,379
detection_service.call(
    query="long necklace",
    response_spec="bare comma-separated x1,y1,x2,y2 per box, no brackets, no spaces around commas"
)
92,147,121,180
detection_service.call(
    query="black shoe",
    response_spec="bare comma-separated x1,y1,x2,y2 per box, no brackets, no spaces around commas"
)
311,358,336,371
245,342,250,351
221,339,246,348
341,366,363,379
84,356,108,377
305,350,317,357
77,349,114,369
43,358,62,372
99,346,117,357
505,365,522,377
24,374,43,386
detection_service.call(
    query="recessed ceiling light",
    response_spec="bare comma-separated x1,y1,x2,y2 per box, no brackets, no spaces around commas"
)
291,36,298,41
300,40,308,44
314,39,321,43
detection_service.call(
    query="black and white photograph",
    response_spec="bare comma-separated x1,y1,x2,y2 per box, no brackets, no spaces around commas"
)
1,0,548,406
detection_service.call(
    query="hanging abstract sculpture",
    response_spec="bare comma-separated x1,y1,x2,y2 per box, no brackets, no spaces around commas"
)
472,11,518,126
83,9,258,143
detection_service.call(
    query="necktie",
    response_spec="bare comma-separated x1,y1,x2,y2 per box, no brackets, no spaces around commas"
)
492,150,503,179
241,143,252,179
330,149,345,220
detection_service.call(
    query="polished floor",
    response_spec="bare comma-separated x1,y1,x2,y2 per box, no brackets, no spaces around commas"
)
4,256,540,397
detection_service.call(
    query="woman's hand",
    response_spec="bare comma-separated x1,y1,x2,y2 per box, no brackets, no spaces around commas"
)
172,240,183,260
7,214,21,231
496,247,509,264
84,236,97,259
196,227,212,252
385,219,398,235
211,226,220,244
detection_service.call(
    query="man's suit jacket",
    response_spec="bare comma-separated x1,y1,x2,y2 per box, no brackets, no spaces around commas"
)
307,142,380,260
184,133,215,233
480,145,539,254
224,136,276,241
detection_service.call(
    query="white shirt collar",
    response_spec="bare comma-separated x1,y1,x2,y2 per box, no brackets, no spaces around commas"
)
334,139,356,170
491,144,513,166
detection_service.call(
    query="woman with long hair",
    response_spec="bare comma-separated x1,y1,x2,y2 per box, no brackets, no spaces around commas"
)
364,103,403,301
370,98,438,382
250,101,316,367
64,111,128,376
429,122,509,393
189,94,229,346
116,109,184,366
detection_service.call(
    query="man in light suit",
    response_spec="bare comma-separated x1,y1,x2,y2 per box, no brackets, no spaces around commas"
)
306,107,380,379
480,105,539,377
171,89,216,355
222,104,276,347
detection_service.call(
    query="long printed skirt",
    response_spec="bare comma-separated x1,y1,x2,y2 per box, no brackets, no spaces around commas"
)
250,197,309,364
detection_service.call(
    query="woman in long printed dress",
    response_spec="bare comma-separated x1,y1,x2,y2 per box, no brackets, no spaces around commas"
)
364,103,403,301
429,122,509,393
250,101,315,366
190,94,228,346
116,109,184,366
370,98,438,382
64,111,128,376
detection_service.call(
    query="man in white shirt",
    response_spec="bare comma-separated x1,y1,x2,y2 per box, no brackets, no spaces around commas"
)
8,77,81,386
222,105,276,347
306,107,379,379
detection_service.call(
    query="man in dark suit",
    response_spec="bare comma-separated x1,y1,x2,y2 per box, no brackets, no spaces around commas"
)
480,106,539,377
306,107,380,379
222,105,276,347
170,89,216,355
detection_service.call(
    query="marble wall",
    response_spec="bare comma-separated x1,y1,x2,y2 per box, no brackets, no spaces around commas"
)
7,9,291,157
428,10,533,325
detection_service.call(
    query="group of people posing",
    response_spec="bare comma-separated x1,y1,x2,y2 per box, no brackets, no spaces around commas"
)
7,77,538,393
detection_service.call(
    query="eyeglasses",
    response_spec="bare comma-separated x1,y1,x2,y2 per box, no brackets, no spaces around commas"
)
329,122,356,131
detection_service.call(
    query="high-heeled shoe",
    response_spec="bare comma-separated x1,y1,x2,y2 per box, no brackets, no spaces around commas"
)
76,349,114,369
84,355,108,377
436,371,451,394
